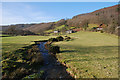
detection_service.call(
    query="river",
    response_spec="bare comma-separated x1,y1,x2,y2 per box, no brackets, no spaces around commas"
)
38,42,75,80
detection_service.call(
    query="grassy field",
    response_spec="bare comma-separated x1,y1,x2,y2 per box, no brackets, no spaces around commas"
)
53,31,118,78
2,35,51,54
2,35,52,79
2,31,118,78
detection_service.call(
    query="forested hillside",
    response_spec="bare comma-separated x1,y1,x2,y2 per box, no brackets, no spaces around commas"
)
2,5,119,36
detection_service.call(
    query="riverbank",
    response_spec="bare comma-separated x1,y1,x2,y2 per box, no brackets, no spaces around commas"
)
37,41,74,79
2,31,118,79
54,31,118,78
2,43,44,79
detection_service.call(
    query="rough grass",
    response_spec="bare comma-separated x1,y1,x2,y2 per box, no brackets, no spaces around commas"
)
45,25,66,33
2,35,50,79
54,31,118,78
87,24,99,30
2,32,118,78
45,29,53,33
55,25,65,30
2,36,51,54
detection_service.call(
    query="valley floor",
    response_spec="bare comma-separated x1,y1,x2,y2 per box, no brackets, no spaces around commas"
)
54,31,118,78
2,31,118,78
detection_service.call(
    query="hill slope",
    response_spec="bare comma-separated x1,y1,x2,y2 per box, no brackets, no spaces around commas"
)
24,4,119,35
2,5,119,35
24,19,66,34
66,5,118,34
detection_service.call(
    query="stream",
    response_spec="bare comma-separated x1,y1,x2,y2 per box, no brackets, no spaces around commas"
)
38,42,75,80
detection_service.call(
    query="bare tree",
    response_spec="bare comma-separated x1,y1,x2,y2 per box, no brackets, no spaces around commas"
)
80,19,89,30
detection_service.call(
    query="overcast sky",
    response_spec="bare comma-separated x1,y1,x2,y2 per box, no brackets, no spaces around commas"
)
1,2,118,25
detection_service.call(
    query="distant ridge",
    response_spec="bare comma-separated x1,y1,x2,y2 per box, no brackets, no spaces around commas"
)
2,4,119,35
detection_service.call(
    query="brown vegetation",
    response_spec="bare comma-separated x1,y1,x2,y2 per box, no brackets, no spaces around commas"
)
2,5,119,35
2,44,43,80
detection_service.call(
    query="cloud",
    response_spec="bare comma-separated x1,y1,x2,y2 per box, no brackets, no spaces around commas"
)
1,3,58,25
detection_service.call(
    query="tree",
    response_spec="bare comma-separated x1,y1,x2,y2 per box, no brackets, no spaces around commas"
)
80,19,89,31
6,26,16,35
107,24,116,34
98,15,109,25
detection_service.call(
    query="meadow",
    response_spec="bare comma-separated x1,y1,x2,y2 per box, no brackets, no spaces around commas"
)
2,35,51,54
2,35,53,79
54,31,118,78
2,31,118,78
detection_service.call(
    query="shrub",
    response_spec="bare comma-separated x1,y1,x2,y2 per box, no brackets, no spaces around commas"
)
31,53,43,65
100,30,104,33
48,38,58,42
56,36,64,41
27,45,39,54
48,46,60,54
65,36,71,41
65,35,68,37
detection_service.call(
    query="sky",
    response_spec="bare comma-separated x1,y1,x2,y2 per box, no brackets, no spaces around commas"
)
1,2,118,25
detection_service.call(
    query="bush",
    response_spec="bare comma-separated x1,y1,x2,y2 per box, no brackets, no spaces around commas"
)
48,46,60,54
48,38,58,42
65,36,71,41
65,35,68,37
56,36,64,41
100,30,104,33
31,53,43,65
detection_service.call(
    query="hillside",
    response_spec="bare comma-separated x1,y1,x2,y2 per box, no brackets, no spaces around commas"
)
66,5,118,34
2,24,35,31
2,5,119,35
21,4,120,35
24,19,66,34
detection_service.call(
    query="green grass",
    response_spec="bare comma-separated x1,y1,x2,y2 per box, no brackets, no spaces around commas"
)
55,25,65,30
45,25,66,33
2,35,51,78
87,24,99,30
70,26,76,29
54,31,118,78
2,31,118,78
45,29,53,33
2,36,51,54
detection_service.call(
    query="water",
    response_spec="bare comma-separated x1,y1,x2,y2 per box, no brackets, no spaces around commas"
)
38,42,50,65
38,42,74,79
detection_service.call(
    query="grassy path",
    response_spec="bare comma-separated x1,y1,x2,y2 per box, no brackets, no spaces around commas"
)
54,31,118,78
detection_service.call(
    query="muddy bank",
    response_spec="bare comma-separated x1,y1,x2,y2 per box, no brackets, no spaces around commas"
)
38,41,75,80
